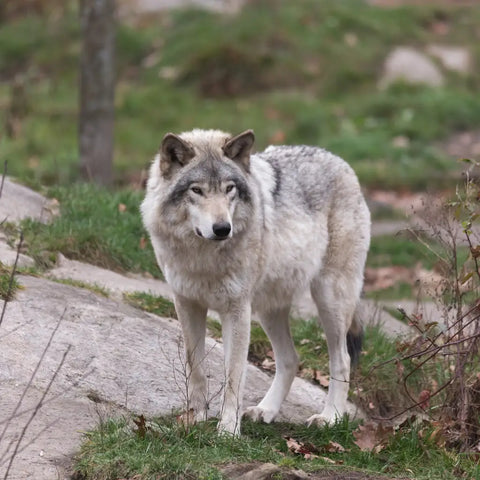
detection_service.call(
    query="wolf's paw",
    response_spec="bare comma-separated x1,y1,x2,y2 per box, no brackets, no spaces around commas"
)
306,414,334,428
243,406,277,424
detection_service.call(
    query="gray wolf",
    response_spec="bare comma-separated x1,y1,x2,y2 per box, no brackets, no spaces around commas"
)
141,129,370,435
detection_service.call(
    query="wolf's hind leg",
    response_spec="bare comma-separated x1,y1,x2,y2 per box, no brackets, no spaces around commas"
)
307,272,360,426
244,307,298,423
174,294,208,423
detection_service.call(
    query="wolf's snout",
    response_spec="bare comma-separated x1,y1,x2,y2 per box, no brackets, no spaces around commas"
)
212,221,231,239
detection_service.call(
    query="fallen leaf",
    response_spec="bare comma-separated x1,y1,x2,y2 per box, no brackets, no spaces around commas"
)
324,440,345,453
133,414,148,439
176,408,195,427
266,349,275,360
353,422,393,453
285,437,319,459
315,370,330,387
118,203,127,213
139,236,147,249
261,358,276,371
299,367,315,380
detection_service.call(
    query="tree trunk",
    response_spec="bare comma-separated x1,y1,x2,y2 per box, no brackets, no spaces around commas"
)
79,0,115,186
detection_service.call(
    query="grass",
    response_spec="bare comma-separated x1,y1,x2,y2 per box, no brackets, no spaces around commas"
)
365,282,414,301
73,413,480,479
52,278,110,297
7,183,160,278
0,263,21,301
2,1,480,190
123,291,176,318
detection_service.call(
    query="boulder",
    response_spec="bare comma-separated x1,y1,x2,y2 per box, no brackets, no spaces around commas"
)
426,44,471,74
379,47,444,88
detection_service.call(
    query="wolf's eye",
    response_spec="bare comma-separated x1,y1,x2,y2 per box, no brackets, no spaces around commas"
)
191,186,203,195
226,184,235,194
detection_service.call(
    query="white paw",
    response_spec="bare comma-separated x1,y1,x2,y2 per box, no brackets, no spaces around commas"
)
306,413,334,427
243,406,277,424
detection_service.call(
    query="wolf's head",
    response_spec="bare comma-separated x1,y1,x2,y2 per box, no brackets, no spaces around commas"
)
157,129,255,242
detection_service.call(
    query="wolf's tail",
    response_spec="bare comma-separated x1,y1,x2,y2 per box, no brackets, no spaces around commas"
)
346,305,364,367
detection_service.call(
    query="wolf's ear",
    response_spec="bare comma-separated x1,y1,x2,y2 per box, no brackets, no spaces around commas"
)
222,130,255,172
160,133,195,177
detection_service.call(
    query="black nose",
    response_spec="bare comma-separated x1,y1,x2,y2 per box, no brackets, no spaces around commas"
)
212,222,231,238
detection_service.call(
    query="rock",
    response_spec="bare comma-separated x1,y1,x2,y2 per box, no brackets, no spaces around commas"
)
0,275,360,479
379,47,444,88
0,238,35,268
118,0,245,16
426,45,471,74
48,253,173,300
0,178,58,224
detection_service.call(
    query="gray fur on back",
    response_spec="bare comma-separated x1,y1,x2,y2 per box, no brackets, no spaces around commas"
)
255,145,359,212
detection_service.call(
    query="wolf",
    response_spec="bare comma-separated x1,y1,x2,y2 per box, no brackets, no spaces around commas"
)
141,129,370,435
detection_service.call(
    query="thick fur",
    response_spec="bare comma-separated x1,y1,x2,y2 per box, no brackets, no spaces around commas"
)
141,129,370,435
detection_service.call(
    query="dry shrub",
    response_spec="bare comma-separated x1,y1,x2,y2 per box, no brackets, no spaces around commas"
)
361,160,480,451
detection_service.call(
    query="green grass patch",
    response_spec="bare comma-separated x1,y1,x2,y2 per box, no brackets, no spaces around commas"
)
73,413,479,480
52,278,110,297
13,184,160,278
123,291,176,318
368,234,443,270
0,263,21,301
365,282,414,301
291,317,329,374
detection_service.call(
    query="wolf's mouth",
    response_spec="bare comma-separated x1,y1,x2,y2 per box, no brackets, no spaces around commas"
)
195,228,203,237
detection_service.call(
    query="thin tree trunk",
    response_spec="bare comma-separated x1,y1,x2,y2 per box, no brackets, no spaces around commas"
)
79,0,115,185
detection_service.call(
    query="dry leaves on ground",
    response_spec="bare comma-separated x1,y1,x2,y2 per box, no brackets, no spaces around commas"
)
353,422,394,453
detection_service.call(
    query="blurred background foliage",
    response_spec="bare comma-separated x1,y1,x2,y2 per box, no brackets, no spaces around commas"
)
1,0,480,190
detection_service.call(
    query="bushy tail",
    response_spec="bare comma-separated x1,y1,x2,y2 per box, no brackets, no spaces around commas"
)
347,306,364,367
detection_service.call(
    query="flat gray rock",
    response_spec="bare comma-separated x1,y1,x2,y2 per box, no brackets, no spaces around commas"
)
426,44,472,74
0,237,34,268
379,47,444,88
0,275,359,479
48,253,172,300
0,178,57,224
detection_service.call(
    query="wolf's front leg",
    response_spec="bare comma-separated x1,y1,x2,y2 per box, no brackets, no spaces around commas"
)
174,294,208,423
218,302,251,436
